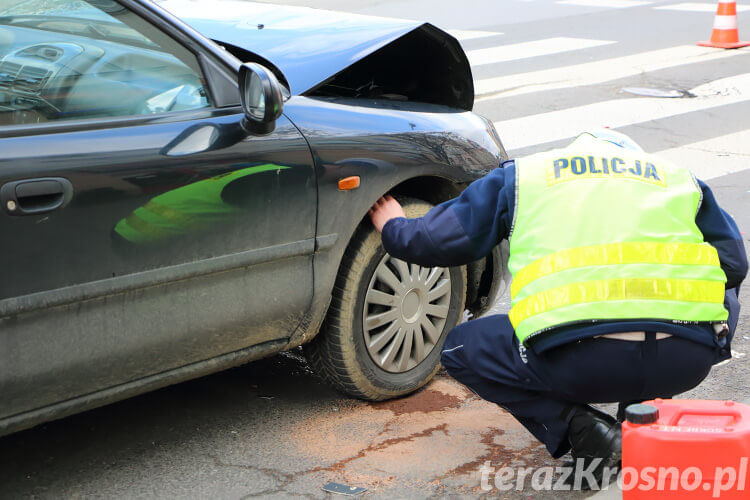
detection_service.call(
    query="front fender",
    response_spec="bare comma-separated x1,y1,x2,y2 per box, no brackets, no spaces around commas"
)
284,96,506,235
282,95,508,345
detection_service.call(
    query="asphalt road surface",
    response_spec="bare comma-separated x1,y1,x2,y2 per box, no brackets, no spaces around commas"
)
2,0,749,498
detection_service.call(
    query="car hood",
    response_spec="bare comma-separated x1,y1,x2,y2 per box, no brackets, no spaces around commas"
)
159,0,423,94
158,0,473,109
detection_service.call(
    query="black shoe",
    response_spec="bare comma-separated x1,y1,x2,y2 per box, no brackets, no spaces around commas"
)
565,406,622,490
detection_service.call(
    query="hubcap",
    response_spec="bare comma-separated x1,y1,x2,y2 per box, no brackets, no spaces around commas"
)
363,255,451,373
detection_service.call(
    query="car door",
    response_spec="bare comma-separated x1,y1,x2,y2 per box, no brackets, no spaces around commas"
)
0,0,316,420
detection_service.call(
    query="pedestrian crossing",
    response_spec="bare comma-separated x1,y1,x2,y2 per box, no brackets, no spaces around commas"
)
466,37,616,66
447,8,750,182
656,130,750,180
474,45,747,98
491,72,750,150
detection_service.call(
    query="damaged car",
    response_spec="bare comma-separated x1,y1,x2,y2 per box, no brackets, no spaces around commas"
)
0,0,508,436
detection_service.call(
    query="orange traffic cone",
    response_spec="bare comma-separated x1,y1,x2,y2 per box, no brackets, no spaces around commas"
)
698,0,750,48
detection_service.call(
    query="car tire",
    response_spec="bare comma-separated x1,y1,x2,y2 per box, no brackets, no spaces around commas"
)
304,196,467,400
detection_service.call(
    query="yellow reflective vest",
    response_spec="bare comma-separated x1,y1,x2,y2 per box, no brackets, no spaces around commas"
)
508,135,728,345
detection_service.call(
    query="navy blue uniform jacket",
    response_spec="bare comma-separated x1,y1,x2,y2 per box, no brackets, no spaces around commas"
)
382,161,748,360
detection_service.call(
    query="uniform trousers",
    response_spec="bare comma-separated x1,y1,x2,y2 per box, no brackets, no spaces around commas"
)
440,315,715,457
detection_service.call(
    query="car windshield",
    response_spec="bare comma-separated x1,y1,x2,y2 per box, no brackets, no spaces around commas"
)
0,0,158,49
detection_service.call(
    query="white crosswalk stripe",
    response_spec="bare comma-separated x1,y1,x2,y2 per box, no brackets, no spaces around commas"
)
558,0,652,8
465,37,616,66
654,2,750,12
656,130,750,180
492,72,750,151
475,45,749,99
447,29,503,41
462,24,750,180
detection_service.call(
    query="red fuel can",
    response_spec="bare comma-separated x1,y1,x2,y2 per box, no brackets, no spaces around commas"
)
621,399,750,499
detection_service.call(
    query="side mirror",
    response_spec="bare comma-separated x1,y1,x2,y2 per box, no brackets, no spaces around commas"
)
239,63,284,135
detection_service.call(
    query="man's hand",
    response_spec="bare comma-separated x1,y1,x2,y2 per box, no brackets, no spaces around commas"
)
369,195,406,233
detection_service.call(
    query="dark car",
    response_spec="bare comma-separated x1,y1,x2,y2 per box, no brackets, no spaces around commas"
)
0,0,508,436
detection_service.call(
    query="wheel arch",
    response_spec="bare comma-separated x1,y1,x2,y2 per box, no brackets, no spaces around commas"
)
388,174,466,205
388,176,508,318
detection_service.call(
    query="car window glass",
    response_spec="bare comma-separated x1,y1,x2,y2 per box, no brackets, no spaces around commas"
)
0,0,211,126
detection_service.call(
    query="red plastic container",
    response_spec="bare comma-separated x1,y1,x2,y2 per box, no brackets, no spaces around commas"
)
622,399,750,499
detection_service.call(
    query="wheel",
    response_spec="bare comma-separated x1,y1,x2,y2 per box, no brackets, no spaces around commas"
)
304,196,467,400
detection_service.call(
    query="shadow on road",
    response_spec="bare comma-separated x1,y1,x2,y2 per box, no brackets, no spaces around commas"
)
0,350,339,496
0,349,561,498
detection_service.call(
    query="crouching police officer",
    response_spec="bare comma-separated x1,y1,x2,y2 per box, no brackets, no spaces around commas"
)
368,130,748,485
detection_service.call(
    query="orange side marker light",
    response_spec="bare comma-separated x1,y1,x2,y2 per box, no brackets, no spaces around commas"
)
338,176,361,191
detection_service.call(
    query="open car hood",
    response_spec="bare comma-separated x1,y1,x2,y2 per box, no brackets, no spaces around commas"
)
159,0,474,110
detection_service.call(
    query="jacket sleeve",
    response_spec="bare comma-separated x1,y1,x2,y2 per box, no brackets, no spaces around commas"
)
695,179,748,290
381,162,515,268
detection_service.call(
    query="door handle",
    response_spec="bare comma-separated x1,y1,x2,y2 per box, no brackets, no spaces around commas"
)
0,177,74,216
